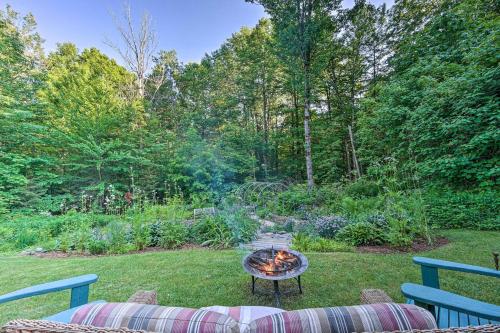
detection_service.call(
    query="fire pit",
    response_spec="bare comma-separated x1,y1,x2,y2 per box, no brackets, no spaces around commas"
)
242,248,308,307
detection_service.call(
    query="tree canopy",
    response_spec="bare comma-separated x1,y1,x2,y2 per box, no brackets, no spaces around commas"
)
0,0,498,213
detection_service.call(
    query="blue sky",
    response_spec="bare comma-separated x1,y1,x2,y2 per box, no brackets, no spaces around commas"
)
5,0,394,64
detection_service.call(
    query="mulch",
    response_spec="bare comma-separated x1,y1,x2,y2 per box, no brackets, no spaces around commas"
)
25,237,450,258
356,237,449,254
28,243,205,258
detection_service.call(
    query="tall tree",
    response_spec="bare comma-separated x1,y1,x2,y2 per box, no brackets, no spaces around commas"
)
0,6,55,211
107,3,156,97
247,0,340,189
39,45,150,196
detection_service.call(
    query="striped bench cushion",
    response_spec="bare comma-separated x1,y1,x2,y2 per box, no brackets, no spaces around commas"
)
70,303,239,333
245,303,437,333
201,306,285,332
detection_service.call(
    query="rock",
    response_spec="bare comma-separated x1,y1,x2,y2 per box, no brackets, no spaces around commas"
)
35,247,46,253
248,213,260,221
193,207,216,220
268,214,289,223
261,220,275,228
21,250,34,256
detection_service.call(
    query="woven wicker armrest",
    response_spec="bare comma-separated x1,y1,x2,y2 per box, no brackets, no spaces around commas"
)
127,290,157,305
1,320,152,333
360,289,394,304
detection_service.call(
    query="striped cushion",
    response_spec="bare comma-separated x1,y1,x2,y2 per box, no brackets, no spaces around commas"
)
201,306,285,332
70,303,239,333
245,303,437,333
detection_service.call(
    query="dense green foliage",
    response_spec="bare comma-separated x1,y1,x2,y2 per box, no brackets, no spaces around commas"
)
0,201,261,254
0,0,498,237
359,0,499,188
423,190,499,230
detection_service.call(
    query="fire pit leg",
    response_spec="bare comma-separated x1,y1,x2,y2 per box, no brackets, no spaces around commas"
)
273,280,282,308
251,276,255,294
297,275,302,294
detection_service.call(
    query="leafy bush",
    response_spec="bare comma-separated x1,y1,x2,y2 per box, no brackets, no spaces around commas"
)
132,200,191,224
292,233,352,252
70,228,91,252
336,223,385,246
0,226,14,251
15,228,38,249
386,217,414,247
87,229,108,255
340,196,383,217
365,214,389,229
277,185,319,213
344,179,381,198
105,222,131,254
423,190,499,230
87,239,108,255
131,221,150,250
224,211,260,243
190,216,234,248
314,215,349,239
158,220,189,249
90,214,117,228
148,221,162,247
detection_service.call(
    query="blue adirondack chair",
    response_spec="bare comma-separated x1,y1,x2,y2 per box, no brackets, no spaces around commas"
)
401,257,500,328
0,274,103,323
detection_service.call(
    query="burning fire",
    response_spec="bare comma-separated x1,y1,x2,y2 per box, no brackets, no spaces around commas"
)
248,249,299,275
275,250,292,263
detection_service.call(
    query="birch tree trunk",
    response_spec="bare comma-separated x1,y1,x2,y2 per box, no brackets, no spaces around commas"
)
348,124,361,178
303,64,314,189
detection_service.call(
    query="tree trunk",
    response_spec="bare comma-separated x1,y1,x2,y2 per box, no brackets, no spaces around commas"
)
262,79,269,146
303,64,314,190
262,79,269,179
292,90,301,160
325,85,332,120
345,140,352,179
348,125,361,179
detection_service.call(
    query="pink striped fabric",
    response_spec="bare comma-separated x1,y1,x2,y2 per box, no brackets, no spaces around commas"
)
201,306,285,332
70,303,239,333
245,303,437,333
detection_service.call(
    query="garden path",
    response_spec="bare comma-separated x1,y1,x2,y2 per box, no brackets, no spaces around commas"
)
240,214,292,250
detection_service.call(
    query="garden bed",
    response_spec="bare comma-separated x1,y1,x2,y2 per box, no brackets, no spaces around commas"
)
357,237,449,254
23,244,206,258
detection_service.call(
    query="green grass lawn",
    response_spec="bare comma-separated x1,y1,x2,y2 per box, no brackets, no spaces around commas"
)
1,229,499,325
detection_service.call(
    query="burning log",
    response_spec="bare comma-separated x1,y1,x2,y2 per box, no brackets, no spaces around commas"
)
247,249,301,275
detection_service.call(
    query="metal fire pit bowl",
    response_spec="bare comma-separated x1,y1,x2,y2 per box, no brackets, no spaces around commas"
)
242,248,309,307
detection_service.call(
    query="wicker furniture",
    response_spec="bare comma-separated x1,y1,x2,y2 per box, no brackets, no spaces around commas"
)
2,319,498,333
360,288,394,304
127,291,158,305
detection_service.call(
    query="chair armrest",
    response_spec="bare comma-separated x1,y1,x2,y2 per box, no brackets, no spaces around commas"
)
0,274,98,308
2,320,153,333
413,257,500,278
401,283,500,322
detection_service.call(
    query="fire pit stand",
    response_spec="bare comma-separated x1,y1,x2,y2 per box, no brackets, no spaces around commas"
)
243,248,309,307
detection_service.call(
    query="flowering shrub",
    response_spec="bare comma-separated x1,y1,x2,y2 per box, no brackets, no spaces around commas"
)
365,214,388,229
336,223,385,246
314,215,350,239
